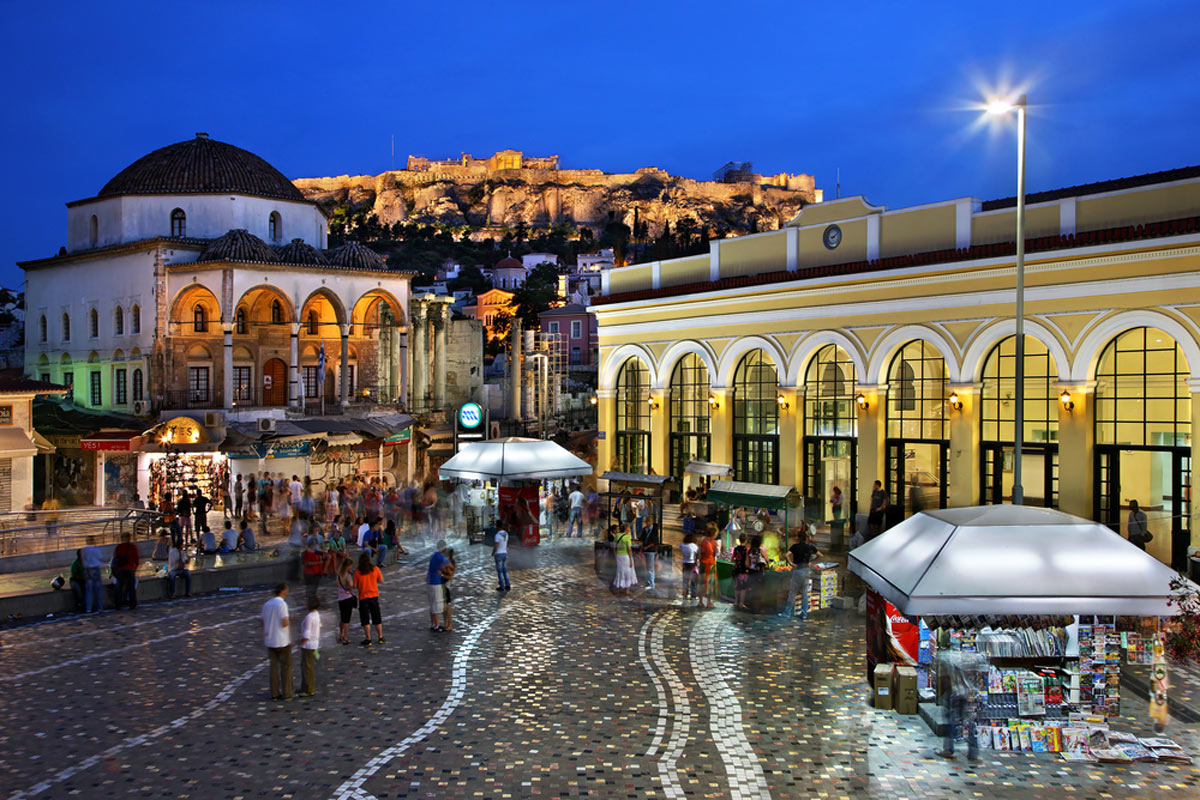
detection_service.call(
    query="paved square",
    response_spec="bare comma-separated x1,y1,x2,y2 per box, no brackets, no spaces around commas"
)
1,538,1198,799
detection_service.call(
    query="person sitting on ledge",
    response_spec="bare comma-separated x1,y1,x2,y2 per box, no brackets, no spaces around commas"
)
237,519,258,551
200,525,219,555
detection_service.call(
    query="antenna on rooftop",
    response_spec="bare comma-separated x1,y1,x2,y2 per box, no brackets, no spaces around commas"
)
836,167,841,200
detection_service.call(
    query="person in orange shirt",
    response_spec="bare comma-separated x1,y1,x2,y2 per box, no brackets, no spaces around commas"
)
353,552,384,647
698,524,719,609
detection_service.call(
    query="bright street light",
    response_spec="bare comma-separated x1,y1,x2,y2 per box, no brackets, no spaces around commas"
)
984,93,1028,505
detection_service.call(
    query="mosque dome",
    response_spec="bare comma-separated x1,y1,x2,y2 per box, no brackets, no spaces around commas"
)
98,133,306,202
275,238,329,266
198,229,279,263
326,241,386,270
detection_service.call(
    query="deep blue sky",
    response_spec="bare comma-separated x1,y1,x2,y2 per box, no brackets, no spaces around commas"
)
3,1,1198,288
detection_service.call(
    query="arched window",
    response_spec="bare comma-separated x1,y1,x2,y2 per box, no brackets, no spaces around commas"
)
615,359,651,473
269,211,281,242
271,300,283,324
114,307,124,336
170,208,186,237
732,349,779,484
193,304,207,333
1095,327,1190,447
89,215,98,248
307,310,318,335
62,313,71,342
668,353,711,480
887,340,947,440
804,345,857,438
980,335,1059,507
131,304,141,334
235,307,247,335
39,315,46,343
132,368,144,402
88,308,99,339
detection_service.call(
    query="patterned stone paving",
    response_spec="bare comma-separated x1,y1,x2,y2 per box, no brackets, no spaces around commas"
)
0,538,1198,799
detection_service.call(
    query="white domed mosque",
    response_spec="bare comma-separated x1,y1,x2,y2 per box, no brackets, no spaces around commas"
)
21,134,456,418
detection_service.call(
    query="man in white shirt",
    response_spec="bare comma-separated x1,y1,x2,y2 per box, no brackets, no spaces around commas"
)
492,528,510,591
220,521,238,552
357,518,370,548
298,596,321,697
567,485,585,538
261,583,293,700
289,475,304,507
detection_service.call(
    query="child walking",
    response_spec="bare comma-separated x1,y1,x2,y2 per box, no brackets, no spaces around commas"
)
299,596,321,696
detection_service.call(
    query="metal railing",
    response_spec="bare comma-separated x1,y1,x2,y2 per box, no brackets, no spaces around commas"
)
0,508,165,558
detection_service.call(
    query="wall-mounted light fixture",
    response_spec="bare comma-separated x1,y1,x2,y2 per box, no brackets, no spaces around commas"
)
1059,389,1074,413
776,394,789,411
707,395,719,410
647,397,660,411
589,394,598,406
949,391,963,412
855,392,869,412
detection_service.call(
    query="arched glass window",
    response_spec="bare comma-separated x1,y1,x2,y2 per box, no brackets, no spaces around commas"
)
1095,327,1190,447
235,307,247,335
615,358,650,473
307,310,318,335
62,313,70,342
271,300,283,324
980,335,1060,507
981,336,1058,444
89,308,99,339
170,208,186,237
269,211,281,242
132,368,144,402
39,315,46,343
668,353,711,479
131,304,140,334
193,305,207,333
89,215,98,248
805,345,857,437
732,349,779,484
887,340,947,440
114,307,124,336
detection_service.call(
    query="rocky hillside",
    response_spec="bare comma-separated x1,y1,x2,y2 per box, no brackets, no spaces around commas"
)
294,163,819,239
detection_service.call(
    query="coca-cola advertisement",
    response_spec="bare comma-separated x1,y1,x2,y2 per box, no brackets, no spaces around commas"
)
865,589,920,678
499,484,540,545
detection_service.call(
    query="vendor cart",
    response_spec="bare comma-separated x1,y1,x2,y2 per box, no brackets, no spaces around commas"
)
595,471,674,583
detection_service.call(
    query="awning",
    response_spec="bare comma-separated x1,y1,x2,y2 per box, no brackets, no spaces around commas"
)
323,433,363,447
81,429,143,451
0,428,38,456
684,460,732,477
32,429,55,454
600,471,674,489
439,437,592,481
849,505,1197,617
706,479,797,511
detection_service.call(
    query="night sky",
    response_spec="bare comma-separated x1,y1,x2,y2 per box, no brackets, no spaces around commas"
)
2,1,1198,288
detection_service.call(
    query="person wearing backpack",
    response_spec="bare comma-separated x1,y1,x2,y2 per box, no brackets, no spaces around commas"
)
731,534,750,610
1127,499,1151,551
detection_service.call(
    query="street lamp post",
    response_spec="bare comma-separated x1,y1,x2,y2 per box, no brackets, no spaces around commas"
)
988,94,1028,505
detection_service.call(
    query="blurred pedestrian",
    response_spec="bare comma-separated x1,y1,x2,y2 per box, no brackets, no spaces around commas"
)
261,582,293,701
493,526,511,591
427,539,450,630
442,547,457,632
335,556,356,645
112,532,140,610
354,552,383,647
298,595,321,697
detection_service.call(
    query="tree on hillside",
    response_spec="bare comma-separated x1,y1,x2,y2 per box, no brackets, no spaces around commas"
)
510,263,562,329
447,265,490,295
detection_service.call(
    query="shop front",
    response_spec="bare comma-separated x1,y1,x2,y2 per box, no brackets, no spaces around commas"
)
81,430,144,507
140,416,229,513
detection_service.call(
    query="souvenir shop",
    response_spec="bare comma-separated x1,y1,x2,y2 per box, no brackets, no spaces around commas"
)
851,505,1195,763
138,417,229,512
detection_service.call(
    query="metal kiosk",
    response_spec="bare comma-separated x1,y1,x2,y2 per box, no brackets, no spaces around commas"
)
594,471,674,584
705,479,801,612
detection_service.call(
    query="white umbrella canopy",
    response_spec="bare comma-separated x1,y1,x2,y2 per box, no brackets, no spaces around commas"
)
437,437,593,482
849,505,1194,617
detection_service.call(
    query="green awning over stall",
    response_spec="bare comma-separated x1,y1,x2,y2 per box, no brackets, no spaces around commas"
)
705,480,796,511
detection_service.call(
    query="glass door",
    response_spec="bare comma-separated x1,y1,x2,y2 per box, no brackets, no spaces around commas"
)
980,444,1059,507
1095,445,1190,569
887,439,948,517
805,437,856,525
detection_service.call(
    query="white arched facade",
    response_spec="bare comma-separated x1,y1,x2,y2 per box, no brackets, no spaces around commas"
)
866,325,963,386
653,340,719,391
601,344,659,392
787,330,868,388
1071,310,1200,382
716,335,789,390
960,319,1073,384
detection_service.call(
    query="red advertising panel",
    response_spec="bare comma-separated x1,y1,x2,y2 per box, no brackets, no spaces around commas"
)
865,589,919,678
498,485,540,546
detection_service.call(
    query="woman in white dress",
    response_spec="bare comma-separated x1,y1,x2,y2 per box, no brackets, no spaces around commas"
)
612,523,637,594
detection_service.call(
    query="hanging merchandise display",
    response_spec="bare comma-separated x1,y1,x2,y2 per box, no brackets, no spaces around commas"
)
148,453,229,511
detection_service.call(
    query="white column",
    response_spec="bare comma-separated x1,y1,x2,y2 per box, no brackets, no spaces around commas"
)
399,328,409,410
434,304,447,410
339,325,350,407
288,323,300,409
222,325,234,410
411,303,428,412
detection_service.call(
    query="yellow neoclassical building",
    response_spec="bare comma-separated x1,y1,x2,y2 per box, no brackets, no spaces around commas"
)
591,166,1200,570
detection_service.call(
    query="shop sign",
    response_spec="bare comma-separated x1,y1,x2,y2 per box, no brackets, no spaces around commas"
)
82,438,134,451
385,429,412,444
231,441,313,459
0,405,11,425
458,402,483,429
155,416,208,445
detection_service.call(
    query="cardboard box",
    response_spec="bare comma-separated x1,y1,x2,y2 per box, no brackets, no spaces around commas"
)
873,663,894,710
895,666,918,715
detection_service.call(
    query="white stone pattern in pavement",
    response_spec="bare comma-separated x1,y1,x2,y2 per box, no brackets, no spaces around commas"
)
691,607,772,800
652,609,693,799
638,610,671,760
329,607,506,800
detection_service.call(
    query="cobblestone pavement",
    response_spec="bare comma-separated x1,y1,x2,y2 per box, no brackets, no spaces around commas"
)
1,538,1198,799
